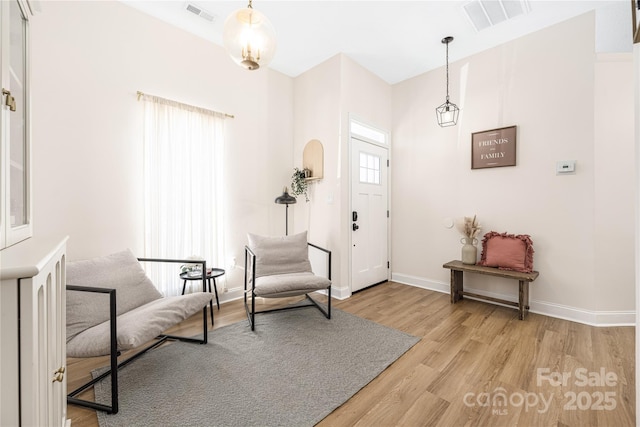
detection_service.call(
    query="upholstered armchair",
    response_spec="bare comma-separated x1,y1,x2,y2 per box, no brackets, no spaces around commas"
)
66,250,213,414
244,231,331,331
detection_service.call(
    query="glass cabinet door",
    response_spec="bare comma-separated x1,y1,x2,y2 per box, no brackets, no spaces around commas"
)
9,0,27,228
1,0,31,249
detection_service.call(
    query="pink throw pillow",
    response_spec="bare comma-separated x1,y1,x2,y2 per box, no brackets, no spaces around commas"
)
478,231,534,273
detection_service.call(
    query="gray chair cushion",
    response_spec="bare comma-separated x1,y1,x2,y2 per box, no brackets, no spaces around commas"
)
247,231,312,277
67,292,213,358
66,249,163,343
254,272,331,298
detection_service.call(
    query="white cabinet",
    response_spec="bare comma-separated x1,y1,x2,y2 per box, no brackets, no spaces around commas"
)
0,236,69,426
0,3,66,425
1,0,33,250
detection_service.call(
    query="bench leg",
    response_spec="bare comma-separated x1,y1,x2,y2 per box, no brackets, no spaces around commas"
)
451,270,463,303
518,280,529,320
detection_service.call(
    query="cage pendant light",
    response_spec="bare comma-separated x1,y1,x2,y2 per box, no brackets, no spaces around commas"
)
436,36,460,127
223,0,277,70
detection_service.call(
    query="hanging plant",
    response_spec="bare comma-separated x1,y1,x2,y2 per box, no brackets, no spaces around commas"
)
290,167,309,202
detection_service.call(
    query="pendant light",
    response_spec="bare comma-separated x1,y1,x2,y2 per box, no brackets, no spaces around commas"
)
435,36,460,127
223,0,277,70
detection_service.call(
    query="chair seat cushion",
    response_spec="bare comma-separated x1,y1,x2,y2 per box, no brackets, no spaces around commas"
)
67,292,212,358
254,272,331,298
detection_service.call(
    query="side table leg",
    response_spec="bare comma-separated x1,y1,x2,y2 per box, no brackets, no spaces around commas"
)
451,270,463,303
181,280,187,295
212,278,220,310
207,278,214,326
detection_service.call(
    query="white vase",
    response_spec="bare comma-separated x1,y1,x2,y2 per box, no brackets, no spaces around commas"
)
461,237,478,265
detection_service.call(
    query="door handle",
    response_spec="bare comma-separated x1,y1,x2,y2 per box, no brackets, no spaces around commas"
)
352,211,358,222
352,223,359,231
2,89,16,112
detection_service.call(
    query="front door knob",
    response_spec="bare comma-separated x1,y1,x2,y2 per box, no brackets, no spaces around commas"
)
352,223,359,231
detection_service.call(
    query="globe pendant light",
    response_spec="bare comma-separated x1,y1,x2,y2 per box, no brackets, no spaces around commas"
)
435,36,460,127
223,0,276,70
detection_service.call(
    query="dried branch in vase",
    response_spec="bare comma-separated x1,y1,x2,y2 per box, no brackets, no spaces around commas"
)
457,215,482,239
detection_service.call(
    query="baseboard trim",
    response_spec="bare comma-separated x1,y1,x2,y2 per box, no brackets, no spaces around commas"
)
330,285,351,300
391,272,635,327
391,273,450,294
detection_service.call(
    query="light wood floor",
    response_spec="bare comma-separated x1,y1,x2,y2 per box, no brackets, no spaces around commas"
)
67,281,635,426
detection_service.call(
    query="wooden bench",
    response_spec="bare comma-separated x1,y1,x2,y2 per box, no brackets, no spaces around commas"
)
442,260,539,320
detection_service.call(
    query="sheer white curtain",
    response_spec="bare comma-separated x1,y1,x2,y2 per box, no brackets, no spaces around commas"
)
140,94,227,296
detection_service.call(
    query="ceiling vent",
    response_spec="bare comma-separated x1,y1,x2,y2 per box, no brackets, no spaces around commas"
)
184,2,216,22
462,0,530,32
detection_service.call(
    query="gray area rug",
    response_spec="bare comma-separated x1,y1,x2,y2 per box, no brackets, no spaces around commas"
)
94,307,419,427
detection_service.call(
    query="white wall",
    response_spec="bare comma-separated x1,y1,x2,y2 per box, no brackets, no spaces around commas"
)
391,12,635,324
27,3,634,324
291,54,341,248
338,56,393,297
30,1,293,294
594,53,635,319
292,54,392,297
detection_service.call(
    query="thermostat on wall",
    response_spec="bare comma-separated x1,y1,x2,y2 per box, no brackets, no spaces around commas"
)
556,160,576,175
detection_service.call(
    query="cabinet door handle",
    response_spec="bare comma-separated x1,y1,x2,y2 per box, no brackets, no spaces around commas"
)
52,366,65,382
2,89,16,112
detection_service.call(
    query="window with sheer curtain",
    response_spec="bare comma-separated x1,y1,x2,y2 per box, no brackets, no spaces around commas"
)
140,93,227,296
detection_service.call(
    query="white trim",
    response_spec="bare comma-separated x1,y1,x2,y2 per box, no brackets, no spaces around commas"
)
330,284,351,300
392,272,635,327
392,272,450,294
349,114,390,146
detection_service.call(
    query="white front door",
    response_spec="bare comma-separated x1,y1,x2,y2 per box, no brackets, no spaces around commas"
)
350,137,389,292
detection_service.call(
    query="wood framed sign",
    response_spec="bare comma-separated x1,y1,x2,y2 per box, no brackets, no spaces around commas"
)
471,125,517,169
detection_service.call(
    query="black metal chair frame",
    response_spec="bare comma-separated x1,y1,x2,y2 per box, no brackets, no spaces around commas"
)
67,257,210,415
244,242,331,331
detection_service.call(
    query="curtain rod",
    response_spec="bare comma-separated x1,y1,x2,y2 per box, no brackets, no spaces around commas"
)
136,91,235,119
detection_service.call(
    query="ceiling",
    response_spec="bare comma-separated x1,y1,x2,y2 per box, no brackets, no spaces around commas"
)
122,0,633,84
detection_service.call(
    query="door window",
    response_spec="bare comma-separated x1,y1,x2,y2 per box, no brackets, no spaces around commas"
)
359,152,381,184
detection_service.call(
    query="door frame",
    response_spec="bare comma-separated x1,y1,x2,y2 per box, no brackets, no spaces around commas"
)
348,114,391,296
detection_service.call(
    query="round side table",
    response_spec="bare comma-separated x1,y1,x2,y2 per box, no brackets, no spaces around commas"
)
179,268,225,325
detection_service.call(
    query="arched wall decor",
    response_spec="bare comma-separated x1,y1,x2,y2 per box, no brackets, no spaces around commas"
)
302,139,324,180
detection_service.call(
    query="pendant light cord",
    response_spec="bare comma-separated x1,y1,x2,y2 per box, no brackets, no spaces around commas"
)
445,40,450,103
